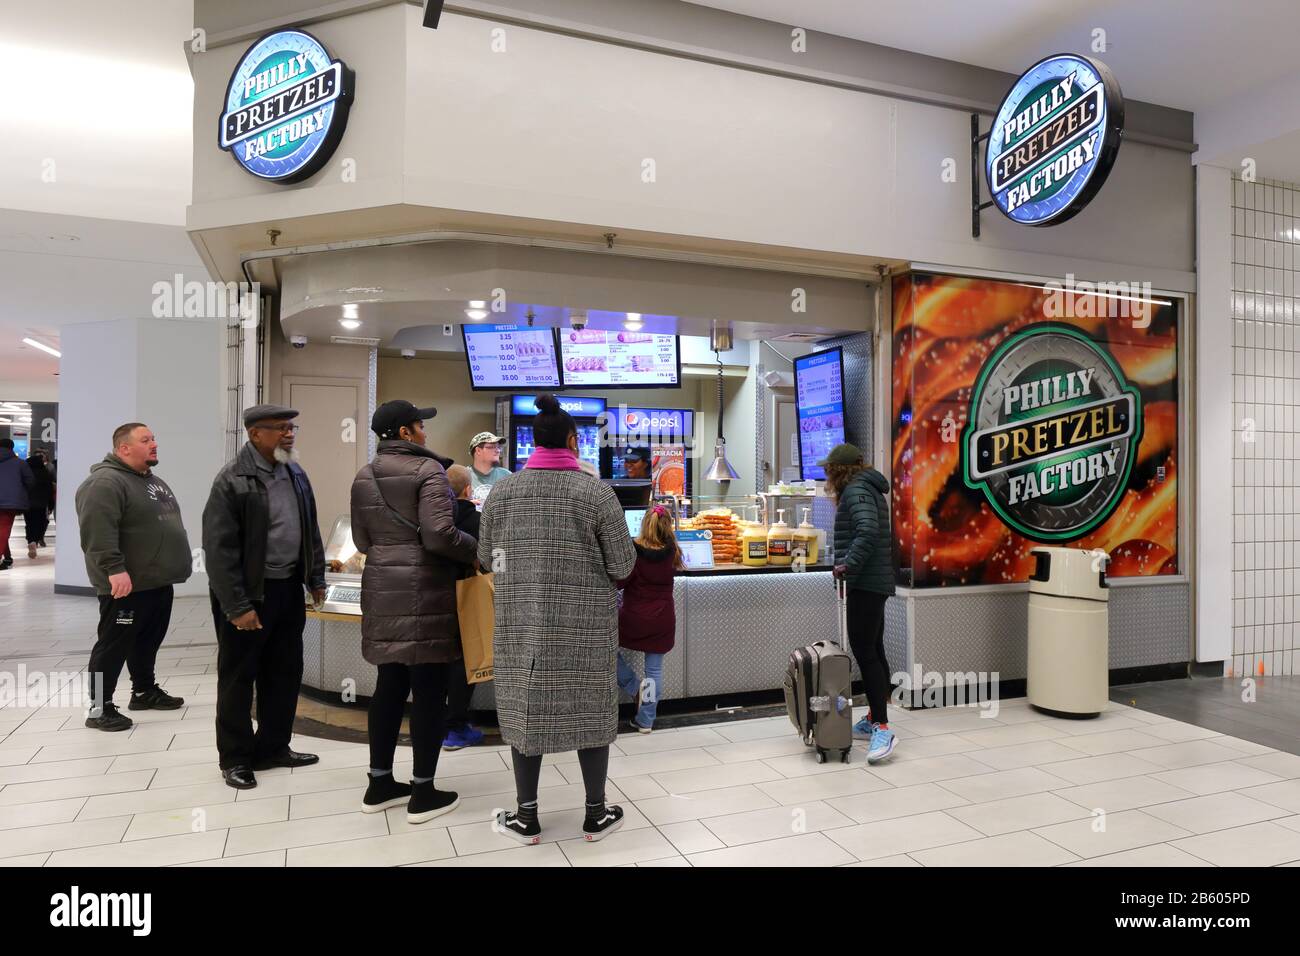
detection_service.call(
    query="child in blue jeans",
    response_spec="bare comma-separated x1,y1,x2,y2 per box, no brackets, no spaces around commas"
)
616,506,681,733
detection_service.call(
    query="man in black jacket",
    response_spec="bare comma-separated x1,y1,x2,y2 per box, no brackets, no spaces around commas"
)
203,404,326,790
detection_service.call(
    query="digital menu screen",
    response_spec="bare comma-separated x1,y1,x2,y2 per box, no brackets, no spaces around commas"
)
558,328,680,388
794,347,846,481
462,324,561,390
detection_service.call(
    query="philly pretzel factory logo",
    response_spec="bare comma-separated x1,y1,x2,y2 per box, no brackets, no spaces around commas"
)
987,54,1124,226
218,30,355,182
962,325,1142,542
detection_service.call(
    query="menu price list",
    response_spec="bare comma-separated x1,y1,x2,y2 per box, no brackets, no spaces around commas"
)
560,329,678,385
465,326,560,388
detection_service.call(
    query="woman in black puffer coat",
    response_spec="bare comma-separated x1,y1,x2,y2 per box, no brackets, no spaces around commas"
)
349,400,478,824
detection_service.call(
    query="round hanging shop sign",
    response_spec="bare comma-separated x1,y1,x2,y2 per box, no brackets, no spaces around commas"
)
986,54,1124,226
961,325,1142,542
218,30,355,183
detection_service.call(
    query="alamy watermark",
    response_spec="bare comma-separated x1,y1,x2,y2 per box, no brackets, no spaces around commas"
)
1043,273,1153,326
151,274,260,326
891,664,1001,718
1,666,104,711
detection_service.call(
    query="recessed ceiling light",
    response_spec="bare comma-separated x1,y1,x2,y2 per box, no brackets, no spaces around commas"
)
22,337,61,358
465,309,487,321
468,300,486,309
624,312,643,330
339,318,362,331
341,303,359,320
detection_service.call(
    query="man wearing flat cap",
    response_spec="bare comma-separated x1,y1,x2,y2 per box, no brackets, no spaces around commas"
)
202,404,327,789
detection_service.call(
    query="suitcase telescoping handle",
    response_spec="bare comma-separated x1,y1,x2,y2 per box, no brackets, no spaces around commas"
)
836,578,849,651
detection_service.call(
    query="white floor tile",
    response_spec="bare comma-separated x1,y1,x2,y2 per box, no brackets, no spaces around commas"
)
1031,809,1193,858
1063,843,1212,867
0,796,87,831
947,791,1093,836
702,736,814,764
0,852,52,866
1239,778,1300,814
1141,791,1290,834
78,782,235,820
862,753,995,788
1236,751,1300,780
126,796,289,841
937,766,1072,804
1053,776,1197,813
650,759,784,794
0,769,155,806
755,766,892,805
950,721,1067,750
639,856,692,867
825,810,984,861
590,749,721,781
840,854,922,867
910,830,1080,867
1171,820,1300,866
614,727,732,755
634,784,779,826
970,740,1088,771
713,718,797,743
688,832,856,867
1149,761,1285,796
46,830,229,867
1127,739,1246,770
700,800,855,846
0,815,130,858
1139,722,1224,743
1038,752,1166,786
176,849,287,867
559,826,681,867
826,781,969,824
223,810,389,857
606,774,669,800
658,820,726,854
1053,729,1176,756
410,842,570,867
287,829,456,866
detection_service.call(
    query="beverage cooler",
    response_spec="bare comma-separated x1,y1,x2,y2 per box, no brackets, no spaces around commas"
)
495,394,607,473
605,405,695,497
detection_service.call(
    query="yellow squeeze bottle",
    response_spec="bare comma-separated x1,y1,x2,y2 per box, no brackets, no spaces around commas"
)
793,507,820,564
766,509,794,567
741,506,768,566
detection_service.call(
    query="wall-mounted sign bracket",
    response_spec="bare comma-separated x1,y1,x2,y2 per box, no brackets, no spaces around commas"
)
970,114,995,239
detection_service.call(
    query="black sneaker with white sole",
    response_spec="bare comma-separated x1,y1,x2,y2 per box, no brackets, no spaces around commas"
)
361,774,412,813
582,804,624,842
406,781,460,824
129,685,185,711
495,809,542,845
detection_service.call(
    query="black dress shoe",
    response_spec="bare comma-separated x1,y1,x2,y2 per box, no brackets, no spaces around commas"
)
222,766,257,790
252,749,319,771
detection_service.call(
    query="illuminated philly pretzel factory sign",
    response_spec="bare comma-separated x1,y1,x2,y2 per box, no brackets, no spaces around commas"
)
962,325,1142,542
986,54,1124,226
219,30,355,183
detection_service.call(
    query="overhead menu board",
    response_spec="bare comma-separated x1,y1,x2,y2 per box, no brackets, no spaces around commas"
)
558,328,681,388
461,324,561,390
794,347,846,481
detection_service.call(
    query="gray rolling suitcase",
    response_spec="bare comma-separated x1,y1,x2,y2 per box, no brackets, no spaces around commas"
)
783,580,854,763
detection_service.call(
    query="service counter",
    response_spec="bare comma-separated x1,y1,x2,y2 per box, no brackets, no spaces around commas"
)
301,566,850,707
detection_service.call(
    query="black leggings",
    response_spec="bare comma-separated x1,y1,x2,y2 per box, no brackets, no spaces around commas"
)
369,662,450,780
846,588,892,727
511,746,609,806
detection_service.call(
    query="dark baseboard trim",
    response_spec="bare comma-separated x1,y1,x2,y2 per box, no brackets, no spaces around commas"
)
1189,660,1225,678
1110,662,1191,686
53,584,97,597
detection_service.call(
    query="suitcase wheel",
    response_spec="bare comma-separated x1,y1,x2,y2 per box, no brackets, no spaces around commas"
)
840,749,851,764
815,749,826,764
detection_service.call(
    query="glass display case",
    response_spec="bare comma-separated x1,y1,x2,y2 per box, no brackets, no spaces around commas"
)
320,515,363,615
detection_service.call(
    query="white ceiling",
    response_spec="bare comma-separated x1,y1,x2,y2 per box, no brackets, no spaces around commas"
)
0,1,198,400
684,0,1300,114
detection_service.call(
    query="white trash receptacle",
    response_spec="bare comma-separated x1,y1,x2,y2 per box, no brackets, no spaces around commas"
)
1026,547,1109,718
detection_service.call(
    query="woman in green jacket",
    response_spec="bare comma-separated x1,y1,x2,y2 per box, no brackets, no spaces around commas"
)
823,443,898,764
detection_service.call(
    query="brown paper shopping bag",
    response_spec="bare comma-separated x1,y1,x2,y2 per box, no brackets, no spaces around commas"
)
456,572,495,684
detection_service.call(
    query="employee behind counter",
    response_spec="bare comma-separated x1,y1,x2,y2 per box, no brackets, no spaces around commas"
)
468,431,510,501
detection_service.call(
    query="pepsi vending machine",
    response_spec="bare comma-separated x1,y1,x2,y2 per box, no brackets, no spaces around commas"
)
604,405,695,497
495,394,608,473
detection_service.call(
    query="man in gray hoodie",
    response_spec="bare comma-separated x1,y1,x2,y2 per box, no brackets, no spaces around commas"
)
75,422,193,732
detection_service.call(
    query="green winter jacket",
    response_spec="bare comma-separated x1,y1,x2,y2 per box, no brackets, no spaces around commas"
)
832,468,895,595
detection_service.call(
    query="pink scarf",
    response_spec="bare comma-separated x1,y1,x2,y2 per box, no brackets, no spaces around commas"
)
525,447,582,471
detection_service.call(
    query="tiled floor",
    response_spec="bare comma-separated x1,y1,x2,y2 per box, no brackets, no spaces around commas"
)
4,554,1300,866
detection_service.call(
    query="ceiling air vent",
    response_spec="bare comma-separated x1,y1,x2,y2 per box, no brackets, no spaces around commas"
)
771,332,827,343
330,335,381,346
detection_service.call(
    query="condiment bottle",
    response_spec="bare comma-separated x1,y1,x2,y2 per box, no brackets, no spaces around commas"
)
741,506,768,567
766,508,794,566
792,507,820,564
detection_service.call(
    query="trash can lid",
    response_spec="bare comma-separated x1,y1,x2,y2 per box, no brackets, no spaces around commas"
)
1028,547,1109,601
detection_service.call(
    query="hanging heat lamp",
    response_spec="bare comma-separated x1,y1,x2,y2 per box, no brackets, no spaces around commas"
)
704,321,740,483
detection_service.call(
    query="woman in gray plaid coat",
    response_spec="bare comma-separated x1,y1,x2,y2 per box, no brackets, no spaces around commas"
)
478,394,635,844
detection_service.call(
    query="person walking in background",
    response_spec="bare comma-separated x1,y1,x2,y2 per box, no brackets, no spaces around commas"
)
75,424,191,732
478,394,636,845
204,405,326,790
467,431,510,500
0,437,32,570
443,463,486,750
24,449,55,558
350,402,478,822
821,443,898,765
617,505,682,734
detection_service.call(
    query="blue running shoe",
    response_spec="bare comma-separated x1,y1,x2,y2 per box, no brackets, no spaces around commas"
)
867,726,897,764
443,725,484,751
852,714,876,740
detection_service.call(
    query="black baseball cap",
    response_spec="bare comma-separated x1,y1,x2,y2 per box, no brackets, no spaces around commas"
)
622,446,651,464
371,400,437,439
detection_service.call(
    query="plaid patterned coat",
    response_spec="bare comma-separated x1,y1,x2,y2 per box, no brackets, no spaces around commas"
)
478,468,636,755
